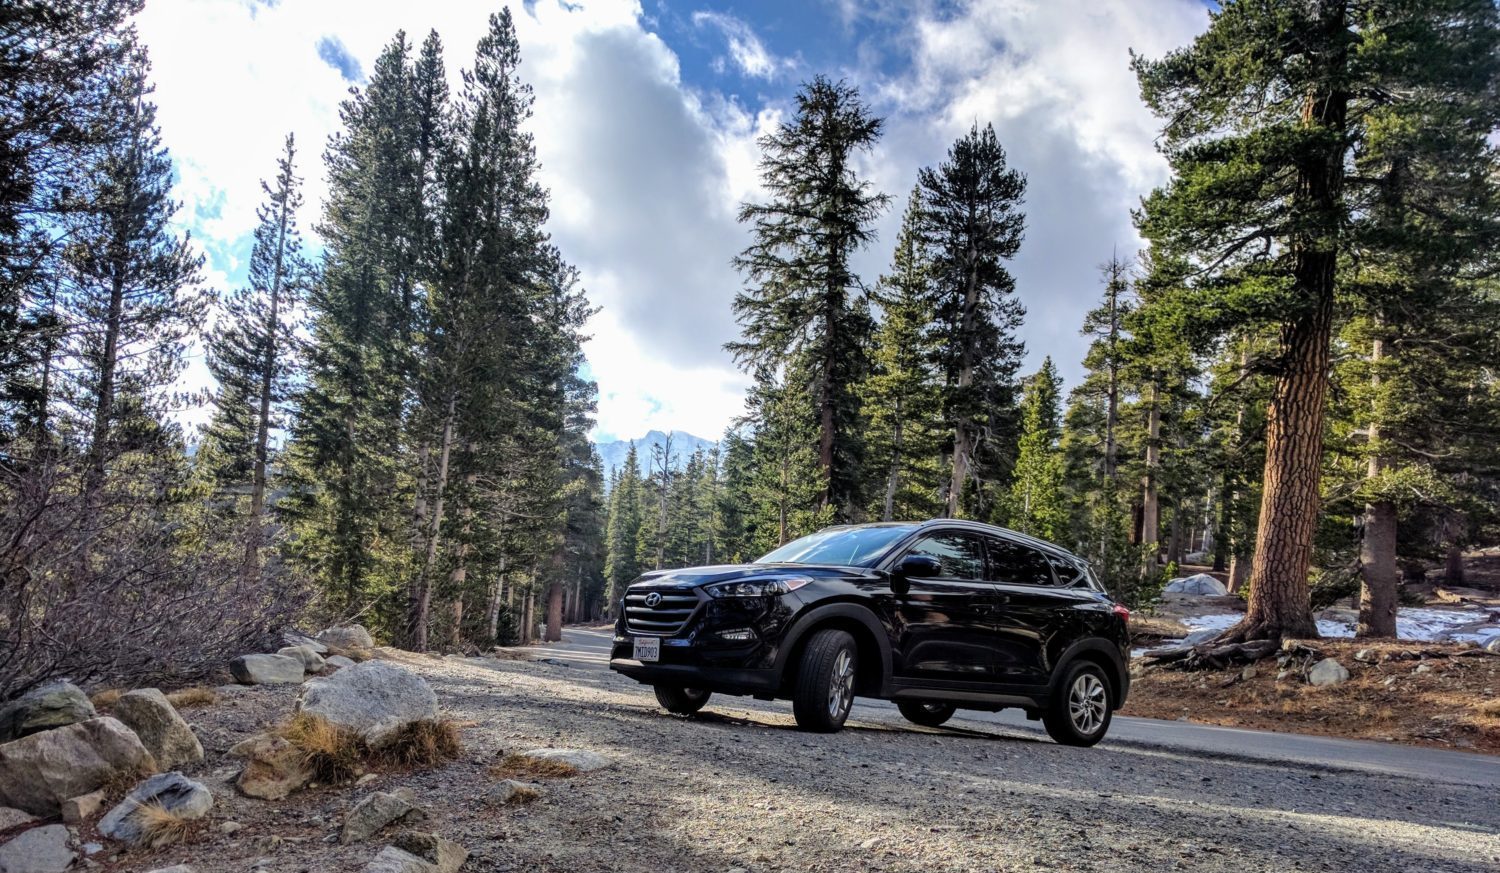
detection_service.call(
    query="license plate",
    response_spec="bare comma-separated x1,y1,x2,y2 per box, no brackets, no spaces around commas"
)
633,636,660,662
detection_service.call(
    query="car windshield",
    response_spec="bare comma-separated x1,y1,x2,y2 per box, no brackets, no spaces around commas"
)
756,526,915,568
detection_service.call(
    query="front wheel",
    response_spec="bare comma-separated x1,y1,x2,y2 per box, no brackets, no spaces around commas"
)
654,684,711,715
1043,661,1113,747
791,629,857,733
897,701,956,728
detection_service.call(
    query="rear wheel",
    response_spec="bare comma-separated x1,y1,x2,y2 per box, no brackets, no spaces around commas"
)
791,629,857,733
654,684,711,715
1043,661,1113,747
897,701,956,728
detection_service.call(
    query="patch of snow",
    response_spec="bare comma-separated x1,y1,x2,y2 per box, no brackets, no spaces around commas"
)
1175,606,1500,643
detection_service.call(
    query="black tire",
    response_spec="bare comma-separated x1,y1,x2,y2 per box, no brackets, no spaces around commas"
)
897,701,957,728
791,629,858,733
654,684,711,715
1043,661,1113,747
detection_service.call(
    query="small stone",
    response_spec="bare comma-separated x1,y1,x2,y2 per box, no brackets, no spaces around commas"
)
1354,648,1374,661
0,824,75,873
0,807,37,830
1239,665,1257,681
229,654,305,685
80,842,103,856
517,748,612,772
341,791,427,844
1307,659,1350,687
219,821,243,835
277,646,327,673
1414,662,1434,674
61,789,105,823
355,773,379,787
1485,637,1500,654
317,625,375,650
1275,670,1292,681
483,780,538,807
393,832,468,873
230,733,312,800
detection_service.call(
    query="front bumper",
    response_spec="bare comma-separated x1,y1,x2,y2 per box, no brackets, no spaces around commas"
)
609,658,780,695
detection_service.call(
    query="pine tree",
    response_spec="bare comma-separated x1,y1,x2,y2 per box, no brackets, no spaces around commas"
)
742,365,830,555
199,133,307,581
604,442,644,610
59,52,205,484
1133,0,1500,641
1008,358,1066,540
862,190,944,522
727,76,888,521
917,123,1026,519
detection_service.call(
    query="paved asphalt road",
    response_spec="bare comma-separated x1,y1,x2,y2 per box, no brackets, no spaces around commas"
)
538,626,1500,789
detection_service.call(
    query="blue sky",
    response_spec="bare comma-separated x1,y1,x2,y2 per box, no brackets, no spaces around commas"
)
136,0,1210,442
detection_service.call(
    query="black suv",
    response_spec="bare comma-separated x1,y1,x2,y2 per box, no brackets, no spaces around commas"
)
609,520,1130,746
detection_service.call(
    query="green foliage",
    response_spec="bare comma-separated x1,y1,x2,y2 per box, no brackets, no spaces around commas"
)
1006,358,1066,540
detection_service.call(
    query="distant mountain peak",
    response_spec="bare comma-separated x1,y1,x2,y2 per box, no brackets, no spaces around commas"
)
592,429,717,483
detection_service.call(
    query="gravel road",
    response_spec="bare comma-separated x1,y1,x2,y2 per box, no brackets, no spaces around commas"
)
132,643,1500,873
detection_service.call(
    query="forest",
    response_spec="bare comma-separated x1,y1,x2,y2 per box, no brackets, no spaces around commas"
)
3,0,1500,699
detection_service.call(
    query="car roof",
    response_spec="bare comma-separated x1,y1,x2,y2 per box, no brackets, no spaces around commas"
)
834,519,1085,564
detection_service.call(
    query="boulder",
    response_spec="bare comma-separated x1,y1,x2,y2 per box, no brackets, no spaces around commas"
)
362,832,467,873
296,662,437,749
112,689,203,770
1163,574,1229,596
282,630,329,655
0,717,152,816
517,748,612,772
98,772,213,846
229,733,312,800
0,824,74,873
317,625,375,650
60,789,104,823
1307,659,1350,687
0,808,35,830
326,655,357,670
230,654,305,685
0,681,96,742
341,789,426,844
277,646,327,673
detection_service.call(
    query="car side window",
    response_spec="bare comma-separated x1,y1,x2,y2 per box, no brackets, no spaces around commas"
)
987,539,1056,586
1047,554,1086,587
905,533,985,580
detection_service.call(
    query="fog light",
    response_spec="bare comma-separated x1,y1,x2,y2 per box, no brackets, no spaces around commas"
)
718,628,755,642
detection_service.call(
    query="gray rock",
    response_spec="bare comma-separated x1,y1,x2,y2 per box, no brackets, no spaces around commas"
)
60,789,104,823
0,824,74,873
1485,636,1500,654
98,772,213,846
362,832,467,873
296,662,437,749
282,630,329,655
1181,628,1220,647
341,790,426,844
229,733,311,800
1307,659,1350,687
1163,574,1228,596
0,808,35,830
326,655,357,670
317,625,375,650
518,748,612,772
0,717,152,816
229,654,305,685
112,689,203,770
484,780,538,806
1414,662,1434,674
0,681,96,742
277,646,327,673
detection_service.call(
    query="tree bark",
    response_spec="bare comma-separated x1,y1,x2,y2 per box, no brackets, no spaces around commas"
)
545,581,563,642
946,257,982,518
408,396,455,652
244,189,291,586
1358,336,1397,638
1228,553,1250,594
1139,380,1161,572
1445,542,1465,584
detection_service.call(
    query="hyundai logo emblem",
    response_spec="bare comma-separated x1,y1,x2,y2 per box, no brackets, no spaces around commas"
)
644,592,663,608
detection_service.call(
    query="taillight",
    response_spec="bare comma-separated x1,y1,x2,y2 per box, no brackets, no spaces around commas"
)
1112,604,1131,623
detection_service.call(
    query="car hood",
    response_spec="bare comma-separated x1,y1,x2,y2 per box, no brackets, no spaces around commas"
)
631,563,865,589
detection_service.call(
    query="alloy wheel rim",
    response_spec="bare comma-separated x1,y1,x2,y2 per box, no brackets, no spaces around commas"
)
1068,673,1107,735
828,648,855,719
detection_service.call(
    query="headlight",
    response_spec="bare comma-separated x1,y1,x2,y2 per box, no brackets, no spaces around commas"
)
705,577,812,598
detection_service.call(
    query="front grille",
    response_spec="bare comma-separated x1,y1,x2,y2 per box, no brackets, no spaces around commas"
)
624,587,701,636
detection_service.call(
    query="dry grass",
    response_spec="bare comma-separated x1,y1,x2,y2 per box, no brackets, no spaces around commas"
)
1476,698,1500,718
135,801,199,848
376,718,463,769
503,784,542,804
489,753,579,780
276,713,367,784
90,688,125,710
165,687,217,709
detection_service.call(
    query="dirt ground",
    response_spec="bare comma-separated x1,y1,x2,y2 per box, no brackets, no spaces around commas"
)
72,648,1500,873
1123,640,1500,753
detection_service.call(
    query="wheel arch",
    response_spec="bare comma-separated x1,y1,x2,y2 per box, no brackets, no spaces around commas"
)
773,603,892,697
1050,637,1128,708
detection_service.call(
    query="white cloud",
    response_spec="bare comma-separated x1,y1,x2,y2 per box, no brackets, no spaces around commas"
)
691,11,793,80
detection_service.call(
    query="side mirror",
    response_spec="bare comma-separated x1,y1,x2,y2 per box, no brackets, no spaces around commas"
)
891,555,942,595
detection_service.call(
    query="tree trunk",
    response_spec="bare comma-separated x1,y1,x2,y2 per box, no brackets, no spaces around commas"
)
1139,380,1160,572
1224,281,1334,642
1357,336,1397,638
243,197,290,586
1228,553,1251,594
947,262,982,518
408,396,456,652
85,272,126,492
883,410,903,522
1167,503,1184,566
545,581,563,642
1445,542,1465,584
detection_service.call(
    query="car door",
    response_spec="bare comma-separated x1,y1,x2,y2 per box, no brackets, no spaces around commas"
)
983,537,1065,687
888,531,1008,685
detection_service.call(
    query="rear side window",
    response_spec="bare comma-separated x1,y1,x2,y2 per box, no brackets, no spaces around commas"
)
1047,554,1088,587
905,533,986,580
987,539,1056,586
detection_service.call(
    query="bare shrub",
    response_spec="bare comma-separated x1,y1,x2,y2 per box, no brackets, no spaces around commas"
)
488,752,578,780
376,718,462,769
276,713,367,784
